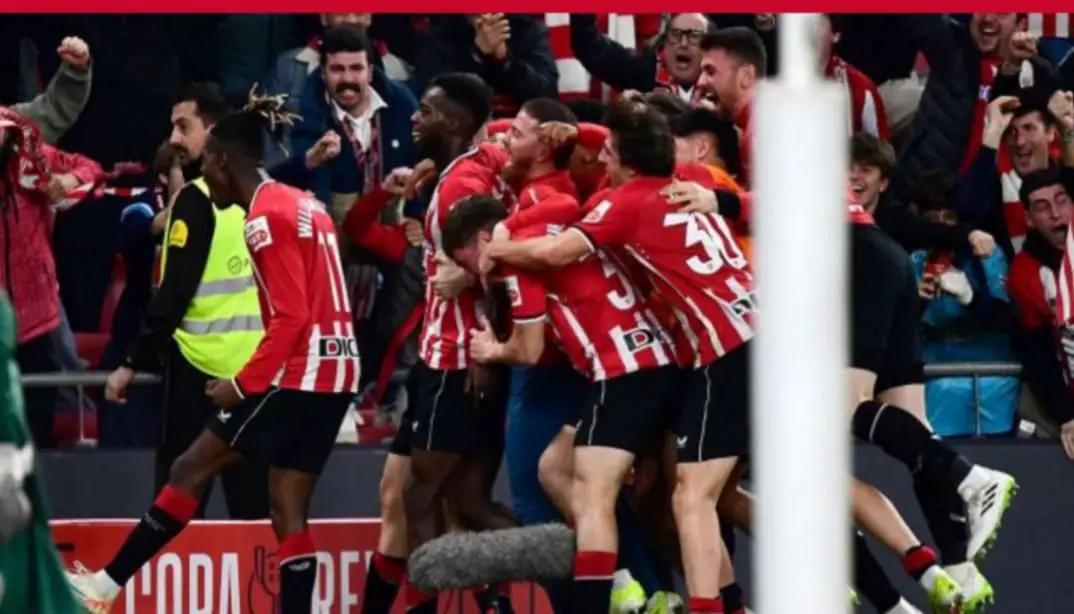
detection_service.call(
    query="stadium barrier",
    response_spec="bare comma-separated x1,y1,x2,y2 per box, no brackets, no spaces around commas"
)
44,441,1073,614
20,362,1035,444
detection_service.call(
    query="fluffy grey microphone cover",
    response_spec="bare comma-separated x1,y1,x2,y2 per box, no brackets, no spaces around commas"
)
408,523,576,591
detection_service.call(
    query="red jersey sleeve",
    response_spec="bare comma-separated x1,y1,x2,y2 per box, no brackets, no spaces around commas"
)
341,188,394,239
572,192,638,250
430,174,490,248
499,263,547,323
506,188,582,231
235,208,309,395
1007,254,1051,329
353,221,408,264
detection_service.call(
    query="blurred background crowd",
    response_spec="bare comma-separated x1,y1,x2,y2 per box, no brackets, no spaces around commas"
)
3,12,1074,456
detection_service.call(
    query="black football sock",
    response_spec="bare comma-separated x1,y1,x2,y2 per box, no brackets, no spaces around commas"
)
574,551,616,613
361,552,407,614
912,472,969,565
278,531,317,614
720,581,746,613
853,531,901,612
104,485,198,585
851,401,973,486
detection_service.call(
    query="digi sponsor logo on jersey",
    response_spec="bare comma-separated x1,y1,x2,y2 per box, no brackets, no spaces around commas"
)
318,336,360,359
620,327,656,352
244,216,273,253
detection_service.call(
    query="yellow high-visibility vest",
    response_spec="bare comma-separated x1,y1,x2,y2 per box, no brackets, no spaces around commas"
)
160,178,263,378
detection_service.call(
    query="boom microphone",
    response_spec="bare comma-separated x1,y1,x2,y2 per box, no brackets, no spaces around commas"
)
408,524,576,591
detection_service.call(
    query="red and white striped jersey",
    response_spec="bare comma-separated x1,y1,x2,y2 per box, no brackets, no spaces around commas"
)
504,222,674,381
1028,13,1074,38
572,176,756,368
546,13,662,102
419,145,512,371
235,181,361,396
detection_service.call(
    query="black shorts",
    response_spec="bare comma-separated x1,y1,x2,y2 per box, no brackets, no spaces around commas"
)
408,362,507,455
677,342,751,463
389,399,416,456
207,388,351,476
576,366,678,454
850,224,925,392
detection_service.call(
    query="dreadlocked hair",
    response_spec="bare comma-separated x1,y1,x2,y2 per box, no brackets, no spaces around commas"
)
209,84,302,162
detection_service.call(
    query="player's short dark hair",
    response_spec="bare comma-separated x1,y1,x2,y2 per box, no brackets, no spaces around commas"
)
604,100,676,178
521,97,578,170
700,27,768,78
320,24,375,64
850,132,896,180
173,82,230,125
644,90,691,121
671,108,741,177
208,89,301,163
430,72,493,133
1019,167,1063,206
911,171,956,213
441,195,509,257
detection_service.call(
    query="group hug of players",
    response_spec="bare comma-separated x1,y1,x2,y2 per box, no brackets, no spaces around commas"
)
343,70,1018,614
63,46,1017,614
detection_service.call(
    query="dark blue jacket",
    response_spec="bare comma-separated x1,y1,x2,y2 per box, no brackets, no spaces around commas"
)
291,65,418,205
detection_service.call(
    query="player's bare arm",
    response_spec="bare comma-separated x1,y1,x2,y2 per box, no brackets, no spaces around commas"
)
432,250,476,299
469,316,546,366
487,230,591,270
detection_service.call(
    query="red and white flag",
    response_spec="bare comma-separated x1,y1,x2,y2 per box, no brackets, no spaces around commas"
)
1055,225,1074,326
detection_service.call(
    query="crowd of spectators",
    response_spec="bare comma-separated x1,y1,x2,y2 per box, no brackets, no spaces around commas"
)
3,13,1074,456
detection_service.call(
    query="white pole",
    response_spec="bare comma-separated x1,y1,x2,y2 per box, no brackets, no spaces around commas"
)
752,13,851,614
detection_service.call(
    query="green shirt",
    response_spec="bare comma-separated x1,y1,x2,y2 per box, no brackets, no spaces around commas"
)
0,292,85,613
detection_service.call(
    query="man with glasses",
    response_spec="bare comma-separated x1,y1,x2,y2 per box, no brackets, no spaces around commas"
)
567,13,712,102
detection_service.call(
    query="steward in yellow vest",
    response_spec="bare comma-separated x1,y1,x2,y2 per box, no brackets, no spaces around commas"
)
104,175,270,519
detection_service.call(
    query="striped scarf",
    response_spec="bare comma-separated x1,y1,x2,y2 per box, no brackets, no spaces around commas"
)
1056,227,1074,326
546,13,662,101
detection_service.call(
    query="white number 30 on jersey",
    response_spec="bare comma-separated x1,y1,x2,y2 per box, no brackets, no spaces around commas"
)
663,212,747,275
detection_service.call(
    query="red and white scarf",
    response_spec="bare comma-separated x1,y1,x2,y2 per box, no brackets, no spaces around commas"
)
546,13,662,102
1055,226,1074,326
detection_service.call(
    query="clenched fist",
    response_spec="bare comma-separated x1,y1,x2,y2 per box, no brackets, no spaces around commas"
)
57,37,90,71
305,130,342,169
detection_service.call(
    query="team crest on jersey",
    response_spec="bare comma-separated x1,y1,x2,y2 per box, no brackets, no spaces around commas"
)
503,275,523,307
583,200,613,224
621,327,656,352
245,216,273,253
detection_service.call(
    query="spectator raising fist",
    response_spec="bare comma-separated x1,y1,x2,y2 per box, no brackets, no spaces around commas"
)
474,13,510,61
1047,90,1074,131
982,95,1019,149
304,130,342,169
57,37,90,71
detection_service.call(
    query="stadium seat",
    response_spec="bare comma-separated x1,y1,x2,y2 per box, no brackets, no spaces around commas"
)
73,255,126,368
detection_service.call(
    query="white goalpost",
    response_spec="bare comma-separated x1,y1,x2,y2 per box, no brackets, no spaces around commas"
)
752,13,852,614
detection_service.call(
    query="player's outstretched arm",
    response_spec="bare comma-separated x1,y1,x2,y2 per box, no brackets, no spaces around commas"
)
487,231,590,270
